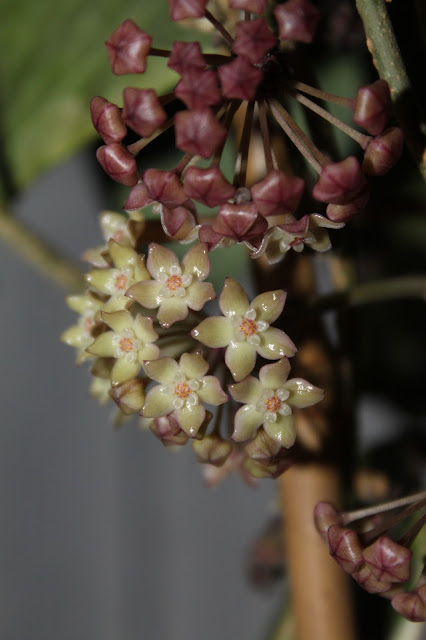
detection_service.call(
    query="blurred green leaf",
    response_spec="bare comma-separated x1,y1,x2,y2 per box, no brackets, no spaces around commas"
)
0,0,212,189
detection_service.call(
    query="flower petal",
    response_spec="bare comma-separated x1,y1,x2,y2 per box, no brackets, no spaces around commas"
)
225,341,256,381
142,386,175,417
186,281,216,311
86,332,116,357
229,376,261,404
263,413,296,447
101,309,133,333
251,290,286,324
138,343,160,362
176,404,206,437
143,357,179,384
259,358,291,389
108,239,137,269
232,404,264,442
147,242,179,279
191,316,233,348
157,297,188,328
111,358,139,387
197,376,228,405
285,378,324,408
133,314,159,343
181,242,211,280
126,280,162,308
219,278,249,317
179,352,209,379
257,327,297,360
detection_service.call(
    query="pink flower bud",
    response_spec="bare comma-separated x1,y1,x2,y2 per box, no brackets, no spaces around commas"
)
174,69,221,110
160,204,196,238
251,169,304,216
168,0,208,20
96,144,139,186
213,203,268,242
110,379,145,415
90,97,127,144
122,88,167,138
174,109,227,158
362,127,404,176
362,536,412,584
143,169,186,208
218,56,263,101
233,18,278,64
184,167,236,207
150,413,189,447
273,0,320,44
327,524,363,574
392,590,426,622
168,41,206,75
314,502,341,542
229,0,267,12
105,20,152,75
313,156,368,204
354,79,392,136
326,183,370,222
352,564,393,594
192,434,232,466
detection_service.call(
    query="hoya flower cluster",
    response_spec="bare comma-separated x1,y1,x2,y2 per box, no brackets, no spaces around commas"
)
62,215,323,481
90,0,403,264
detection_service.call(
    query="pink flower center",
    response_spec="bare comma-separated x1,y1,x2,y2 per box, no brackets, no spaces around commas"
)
265,394,282,413
166,275,183,291
112,230,125,242
239,318,257,337
84,316,93,333
175,382,191,399
289,236,304,247
119,337,134,353
115,273,128,291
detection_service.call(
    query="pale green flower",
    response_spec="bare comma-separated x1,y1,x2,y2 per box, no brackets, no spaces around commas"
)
87,309,159,386
82,210,145,267
61,291,104,364
192,278,296,381
142,352,228,437
126,242,216,328
85,239,149,313
229,358,324,446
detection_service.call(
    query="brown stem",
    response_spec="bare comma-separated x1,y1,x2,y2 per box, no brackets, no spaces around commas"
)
341,490,426,526
234,100,254,188
258,100,276,174
204,9,234,47
293,81,355,110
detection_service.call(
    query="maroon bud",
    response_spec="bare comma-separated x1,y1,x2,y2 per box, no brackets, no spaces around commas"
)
124,181,152,211
90,97,127,144
168,0,208,20
251,169,304,216
313,156,368,204
362,127,403,176
109,379,145,415
143,169,186,208
352,564,393,595
174,109,227,158
218,55,263,101
184,167,235,207
150,413,189,446
122,88,167,138
362,536,412,584
392,591,426,622
233,18,278,64
198,224,227,251
314,502,341,542
213,203,268,242
168,41,206,75
326,183,370,221
229,0,267,12
354,79,392,136
273,0,320,44
105,20,152,75
327,524,363,574
96,144,139,186
174,69,221,110
160,204,196,238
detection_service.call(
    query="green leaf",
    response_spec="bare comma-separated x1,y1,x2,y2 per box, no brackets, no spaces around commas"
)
0,0,212,189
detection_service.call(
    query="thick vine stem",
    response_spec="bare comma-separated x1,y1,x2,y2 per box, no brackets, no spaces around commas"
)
355,0,426,181
0,207,84,292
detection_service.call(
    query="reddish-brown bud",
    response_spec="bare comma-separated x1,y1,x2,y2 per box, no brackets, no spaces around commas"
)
96,144,139,186
184,167,235,207
218,56,263,101
313,156,367,204
213,203,268,242
229,0,267,12
143,169,186,208
352,564,393,595
160,204,196,238
362,536,412,584
122,88,167,138
362,127,404,176
105,20,152,75
392,590,426,622
251,169,304,216
354,79,392,136
233,18,278,64
273,0,320,44
314,502,341,542
168,0,208,20
150,413,189,446
327,524,363,574
174,69,221,110
174,109,227,158
90,97,127,144
326,183,370,222
168,41,206,75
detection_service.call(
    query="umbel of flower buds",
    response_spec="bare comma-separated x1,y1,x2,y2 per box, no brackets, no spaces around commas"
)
89,0,403,262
